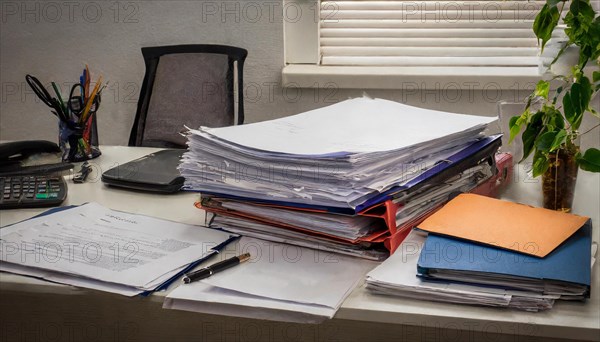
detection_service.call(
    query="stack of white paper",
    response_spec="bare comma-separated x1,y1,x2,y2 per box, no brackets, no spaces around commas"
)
0,203,234,296
179,97,496,210
393,163,494,227
218,201,381,240
201,161,494,261
164,237,377,323
209,215,389,260
365,231,558,312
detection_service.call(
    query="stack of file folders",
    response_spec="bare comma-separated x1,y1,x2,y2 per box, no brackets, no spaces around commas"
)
179,97,509,259
366,194,594,311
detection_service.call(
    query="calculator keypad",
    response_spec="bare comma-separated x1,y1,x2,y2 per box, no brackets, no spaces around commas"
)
0,175,67,209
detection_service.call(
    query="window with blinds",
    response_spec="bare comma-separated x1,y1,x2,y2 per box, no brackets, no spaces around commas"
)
319,0,545,68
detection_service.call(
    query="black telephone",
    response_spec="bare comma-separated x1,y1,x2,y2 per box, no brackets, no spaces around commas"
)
0,140,61,164
0,141,73,175
0,141,70,209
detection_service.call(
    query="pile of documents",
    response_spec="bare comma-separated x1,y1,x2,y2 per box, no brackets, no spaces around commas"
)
164,236,377,323
180,97,501,259
0,203,235,296
366,194,594,311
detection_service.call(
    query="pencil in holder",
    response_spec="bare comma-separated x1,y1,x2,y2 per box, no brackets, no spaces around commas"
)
58,110,101,162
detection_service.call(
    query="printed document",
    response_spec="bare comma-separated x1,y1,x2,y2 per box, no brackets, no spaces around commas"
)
0,203,234,294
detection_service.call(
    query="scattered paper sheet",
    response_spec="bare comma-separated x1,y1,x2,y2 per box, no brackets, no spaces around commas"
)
0,203,235,295
164,282,335,324
165,237,377,322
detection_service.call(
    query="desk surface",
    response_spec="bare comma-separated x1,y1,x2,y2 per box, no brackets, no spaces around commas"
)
1,146,599,341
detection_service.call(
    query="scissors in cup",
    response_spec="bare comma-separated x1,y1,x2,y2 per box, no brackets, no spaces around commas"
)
25,74,69,122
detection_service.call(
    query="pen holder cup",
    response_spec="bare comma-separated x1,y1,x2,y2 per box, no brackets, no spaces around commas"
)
58,112,101,162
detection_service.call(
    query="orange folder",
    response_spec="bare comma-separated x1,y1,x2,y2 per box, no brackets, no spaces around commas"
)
417,193,590,258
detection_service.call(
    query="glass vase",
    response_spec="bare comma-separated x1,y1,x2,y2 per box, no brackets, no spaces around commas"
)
542,147,579,212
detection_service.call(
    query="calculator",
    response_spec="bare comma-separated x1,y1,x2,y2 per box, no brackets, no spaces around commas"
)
0,174,68,209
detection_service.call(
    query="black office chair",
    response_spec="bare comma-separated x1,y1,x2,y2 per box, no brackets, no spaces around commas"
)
129,45,247,148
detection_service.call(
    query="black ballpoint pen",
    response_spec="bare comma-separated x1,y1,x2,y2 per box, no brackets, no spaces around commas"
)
183,253,251,284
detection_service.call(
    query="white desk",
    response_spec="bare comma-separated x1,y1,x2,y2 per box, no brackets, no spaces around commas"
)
0,146,204,227
1,146,599,342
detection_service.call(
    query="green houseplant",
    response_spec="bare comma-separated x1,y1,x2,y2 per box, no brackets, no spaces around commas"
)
509,0,600,212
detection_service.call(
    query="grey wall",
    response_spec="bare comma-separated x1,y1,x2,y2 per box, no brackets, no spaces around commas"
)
1,1,597,150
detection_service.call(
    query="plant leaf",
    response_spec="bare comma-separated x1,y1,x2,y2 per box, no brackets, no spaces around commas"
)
577,148,600,173
564,0,597,65
563,80,589,131
564,76,592,130
545,105,564,131
550,129,567,152
532,151,550,177
579,75,592,112
536,131,558,152
551,111,565,130
594,71,600,91
563,91,575,126
590,17,600,60
534,80,550,99
533,4,560,51
521,111,545,161
508,116,522,144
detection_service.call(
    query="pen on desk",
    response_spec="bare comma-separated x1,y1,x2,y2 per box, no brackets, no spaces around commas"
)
183,253,251,284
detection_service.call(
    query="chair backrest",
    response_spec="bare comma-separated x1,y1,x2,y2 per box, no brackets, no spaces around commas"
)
129,45,247,148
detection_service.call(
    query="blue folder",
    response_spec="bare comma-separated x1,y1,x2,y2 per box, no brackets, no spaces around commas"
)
417,220,592,297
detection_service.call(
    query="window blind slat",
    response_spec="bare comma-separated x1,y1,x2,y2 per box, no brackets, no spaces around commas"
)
321,19,534,29
322,46,538,57
320,28,536,38
321,37,537,47
322,1,546,11
321,9,538,20
321,56,540,66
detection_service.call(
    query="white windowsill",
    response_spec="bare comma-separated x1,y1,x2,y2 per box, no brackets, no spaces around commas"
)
282,65,543,90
